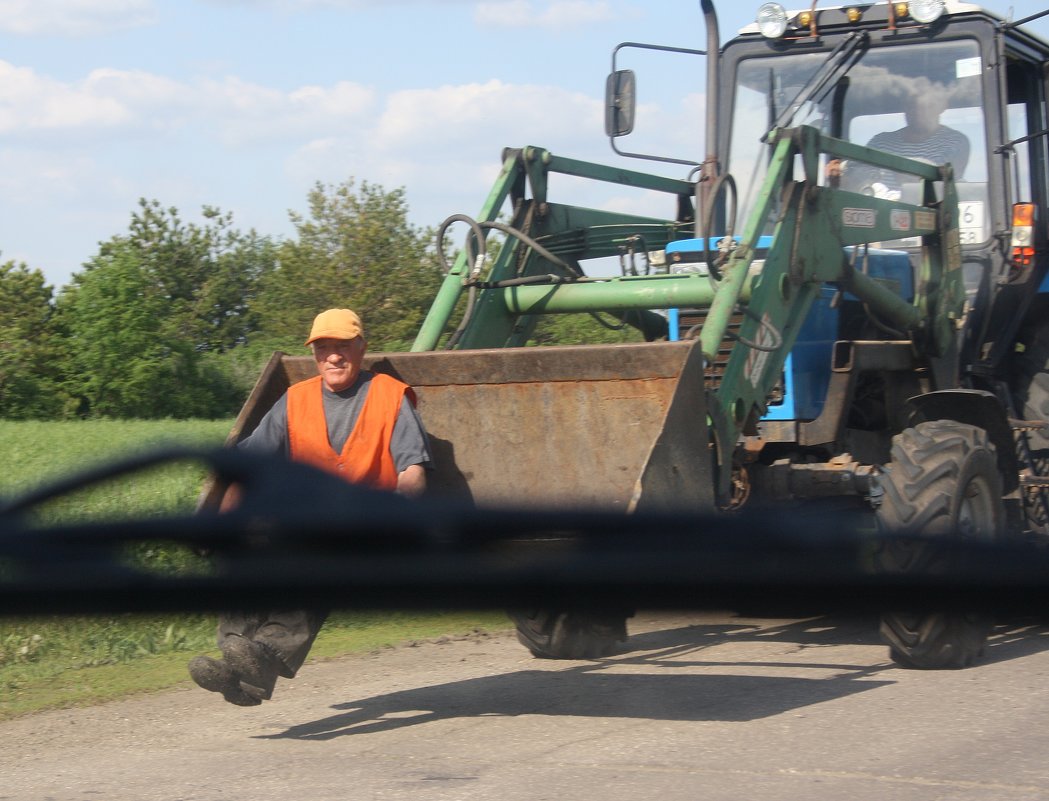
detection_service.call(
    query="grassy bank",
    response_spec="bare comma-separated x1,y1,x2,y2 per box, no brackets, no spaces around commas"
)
0,420,509,721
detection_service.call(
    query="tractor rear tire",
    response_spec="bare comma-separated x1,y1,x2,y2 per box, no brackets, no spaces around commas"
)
1011,312,1049,532
509,609,629,659
876,420,1002,669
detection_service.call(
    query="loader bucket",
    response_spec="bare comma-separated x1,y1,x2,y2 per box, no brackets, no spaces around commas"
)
203,340,715,514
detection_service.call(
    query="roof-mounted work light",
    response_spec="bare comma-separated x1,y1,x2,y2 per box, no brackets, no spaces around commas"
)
757,2,789,38
909,0,946,24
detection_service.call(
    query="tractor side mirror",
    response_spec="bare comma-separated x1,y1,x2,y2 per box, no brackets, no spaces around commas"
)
605,69,636,138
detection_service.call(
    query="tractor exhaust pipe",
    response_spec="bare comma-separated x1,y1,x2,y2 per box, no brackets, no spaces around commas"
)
701,0,721,173
697,0,723,238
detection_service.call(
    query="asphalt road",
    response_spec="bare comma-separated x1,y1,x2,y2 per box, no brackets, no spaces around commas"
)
3,611,1049,801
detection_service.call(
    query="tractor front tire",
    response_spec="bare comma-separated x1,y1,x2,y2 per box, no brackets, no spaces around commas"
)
510,609,629,659
876,420,1002,669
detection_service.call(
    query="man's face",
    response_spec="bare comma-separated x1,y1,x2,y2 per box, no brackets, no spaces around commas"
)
311,337,366,392
904,92,948,138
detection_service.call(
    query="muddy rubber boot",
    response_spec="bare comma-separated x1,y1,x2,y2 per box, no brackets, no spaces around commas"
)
220,636,282,700
187,655,264,707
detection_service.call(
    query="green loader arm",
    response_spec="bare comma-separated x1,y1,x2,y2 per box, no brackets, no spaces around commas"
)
703,125,963,503
412,146,696,351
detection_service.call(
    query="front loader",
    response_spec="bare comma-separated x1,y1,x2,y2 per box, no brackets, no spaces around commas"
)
220,0,1049,667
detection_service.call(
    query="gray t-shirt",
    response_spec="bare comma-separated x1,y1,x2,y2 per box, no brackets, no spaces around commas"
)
238,371,432,474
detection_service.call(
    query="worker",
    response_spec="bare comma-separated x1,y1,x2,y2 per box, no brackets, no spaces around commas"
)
187,308,432,706
834,81,969,198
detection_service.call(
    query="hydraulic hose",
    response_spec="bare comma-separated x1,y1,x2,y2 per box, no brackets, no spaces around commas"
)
437,214,584,349
436,214,583,286
698,173,738,281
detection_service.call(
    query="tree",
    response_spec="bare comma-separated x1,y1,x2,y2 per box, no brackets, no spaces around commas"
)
60,243,196,417
119,200,277,353
254,179,442,351
0,259,68,419
58,201,276,418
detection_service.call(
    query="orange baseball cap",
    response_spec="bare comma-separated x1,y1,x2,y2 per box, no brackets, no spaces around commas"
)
304,308,364,345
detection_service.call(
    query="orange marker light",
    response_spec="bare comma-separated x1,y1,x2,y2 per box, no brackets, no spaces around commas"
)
1011,203,1037,268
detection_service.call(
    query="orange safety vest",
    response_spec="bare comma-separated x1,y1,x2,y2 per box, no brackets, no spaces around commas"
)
286,373,413,491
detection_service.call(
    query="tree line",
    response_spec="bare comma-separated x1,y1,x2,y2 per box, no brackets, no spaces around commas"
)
0,179,444,420
1,178,639,421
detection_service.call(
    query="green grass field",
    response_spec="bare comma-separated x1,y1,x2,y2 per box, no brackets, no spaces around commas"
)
0,420,509,721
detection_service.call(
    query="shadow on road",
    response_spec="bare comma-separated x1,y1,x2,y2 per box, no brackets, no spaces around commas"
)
620,613,884,664
981,622,1049,665
262,616,1049,741
621,615,1049,667
263,615,894,741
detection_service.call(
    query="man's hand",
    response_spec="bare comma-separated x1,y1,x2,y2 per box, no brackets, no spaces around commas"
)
826,158,844,179
396,464,427,498
219,483,242,513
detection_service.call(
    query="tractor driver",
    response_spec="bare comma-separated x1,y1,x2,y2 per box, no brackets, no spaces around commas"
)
831,80,970,199
188,308,433,706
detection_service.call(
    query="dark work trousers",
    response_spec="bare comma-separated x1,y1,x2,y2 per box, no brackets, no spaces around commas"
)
217,609,329,677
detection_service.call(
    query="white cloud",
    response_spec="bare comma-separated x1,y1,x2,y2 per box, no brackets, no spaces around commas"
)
290,82,375,119
280,76,681,235
199,76,375,145
279,78,610,229
0,61,132,133
475,0,615,29
0,60,375,143
198,0,474,8
373,79,601,151
0,0,157,36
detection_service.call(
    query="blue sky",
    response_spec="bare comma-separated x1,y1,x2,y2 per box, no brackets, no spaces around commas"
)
2,0,1048,290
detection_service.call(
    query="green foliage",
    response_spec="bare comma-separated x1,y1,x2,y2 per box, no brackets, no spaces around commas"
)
57,202,275,418
528,312,646,346
59,244,196,418
0,617,216,674
254,179,443,351
196,343,284,409
122,202,277,354
0,260,69,419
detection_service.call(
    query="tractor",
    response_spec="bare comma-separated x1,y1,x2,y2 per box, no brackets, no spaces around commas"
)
220,0,1049,669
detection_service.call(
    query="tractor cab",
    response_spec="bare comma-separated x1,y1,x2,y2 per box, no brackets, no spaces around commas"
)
716,1,1049,372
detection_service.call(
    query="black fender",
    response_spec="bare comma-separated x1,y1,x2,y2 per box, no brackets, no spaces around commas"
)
905,389,1018,494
